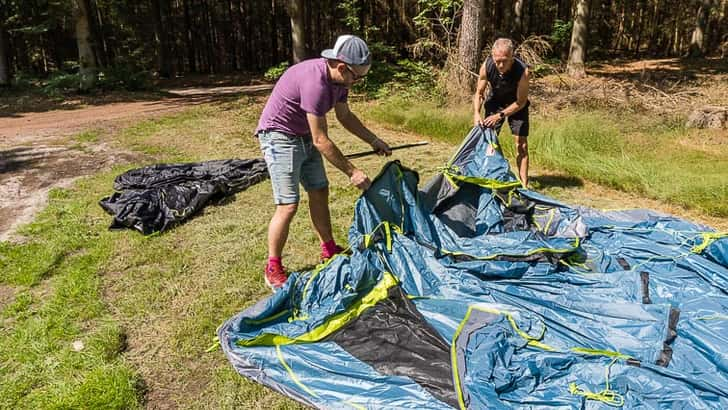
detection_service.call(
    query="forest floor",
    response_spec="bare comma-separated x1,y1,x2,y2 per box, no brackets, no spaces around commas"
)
1,57,727,408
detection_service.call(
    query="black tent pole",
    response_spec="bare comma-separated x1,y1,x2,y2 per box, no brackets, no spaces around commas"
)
344,141,429,159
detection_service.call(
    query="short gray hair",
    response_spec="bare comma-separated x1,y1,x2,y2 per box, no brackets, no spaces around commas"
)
492,38,515,55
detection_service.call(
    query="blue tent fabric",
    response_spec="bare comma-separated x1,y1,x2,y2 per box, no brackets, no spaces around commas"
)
219,126,728,409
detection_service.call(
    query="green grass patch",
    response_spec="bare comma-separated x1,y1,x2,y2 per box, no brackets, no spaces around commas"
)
0,176,144,409
365,96,472,144
75,130,101,144
527,113,728,216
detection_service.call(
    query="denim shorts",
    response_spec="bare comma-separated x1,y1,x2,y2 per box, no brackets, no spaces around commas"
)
258,130,329,204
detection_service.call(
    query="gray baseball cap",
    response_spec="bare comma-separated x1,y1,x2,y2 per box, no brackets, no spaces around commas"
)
321,35,371,66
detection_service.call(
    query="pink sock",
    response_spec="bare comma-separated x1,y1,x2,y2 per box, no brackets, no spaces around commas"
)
321,239,338,256
268,256,282,269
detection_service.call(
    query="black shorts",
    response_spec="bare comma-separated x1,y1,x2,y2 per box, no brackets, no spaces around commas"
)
485,100,529,137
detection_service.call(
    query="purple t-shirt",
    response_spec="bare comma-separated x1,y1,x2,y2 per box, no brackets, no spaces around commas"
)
256,58,349,136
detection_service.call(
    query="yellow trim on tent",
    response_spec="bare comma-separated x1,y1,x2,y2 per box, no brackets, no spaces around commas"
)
237,272,398,347
444,171,523,191
450,304,632,410
691,232,728,254
276,345,319,398
440,237,580,261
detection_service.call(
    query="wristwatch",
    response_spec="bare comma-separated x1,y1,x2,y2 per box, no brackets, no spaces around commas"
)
498,111,505,119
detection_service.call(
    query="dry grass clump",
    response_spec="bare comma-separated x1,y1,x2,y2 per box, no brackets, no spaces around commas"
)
532,57,727,116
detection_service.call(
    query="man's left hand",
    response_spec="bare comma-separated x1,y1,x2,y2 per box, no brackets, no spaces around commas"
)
371,138,392,156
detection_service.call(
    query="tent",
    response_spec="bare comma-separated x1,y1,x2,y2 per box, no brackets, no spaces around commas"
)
219,127,728,409
100,158,268,234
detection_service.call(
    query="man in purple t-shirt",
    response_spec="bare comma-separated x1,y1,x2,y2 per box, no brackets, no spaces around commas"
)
255,34,392,290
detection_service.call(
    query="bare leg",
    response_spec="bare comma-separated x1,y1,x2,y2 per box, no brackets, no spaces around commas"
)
307,187,334,244
515,135,529,187
268,203,298,258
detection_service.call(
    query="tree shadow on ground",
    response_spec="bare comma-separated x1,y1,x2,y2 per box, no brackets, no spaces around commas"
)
0,75,273,118
531,174,583,189
0,147,70,174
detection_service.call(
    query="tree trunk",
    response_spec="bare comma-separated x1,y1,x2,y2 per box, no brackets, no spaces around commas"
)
648,0,662,54
0,27,8,86
287,0,305,63
93,3,110,67
615,1,625,50
634,0,645,56
688,0,712,56
184,0,196,72
73,0,97,91
672,0,683,54
151,0,172,78
513,0,524,39
458,0,486,94
567,0,589,78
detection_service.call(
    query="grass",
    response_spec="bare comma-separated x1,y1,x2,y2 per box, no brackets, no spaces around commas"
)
2,88,726,408
0,181,143,409
365,96,473,145
367,97,728,217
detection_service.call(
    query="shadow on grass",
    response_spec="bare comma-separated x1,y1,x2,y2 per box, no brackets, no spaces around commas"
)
531,174,583,189
0,77,274,118
0,146,72,174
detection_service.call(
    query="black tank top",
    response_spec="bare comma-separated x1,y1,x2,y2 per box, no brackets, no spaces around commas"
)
485,56,528,106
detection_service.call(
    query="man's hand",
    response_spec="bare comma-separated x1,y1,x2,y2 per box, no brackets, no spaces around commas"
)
473,114,486,127
371,138,392,156
483,113,502,128
350,168,371,191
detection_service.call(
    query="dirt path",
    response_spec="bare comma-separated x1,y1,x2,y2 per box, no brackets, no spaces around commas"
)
0,84,273,242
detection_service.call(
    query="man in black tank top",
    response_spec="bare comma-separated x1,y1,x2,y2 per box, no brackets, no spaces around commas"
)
473,38,531,187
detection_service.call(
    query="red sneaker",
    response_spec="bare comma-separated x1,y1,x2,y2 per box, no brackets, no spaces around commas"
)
264,263,288,290
320,245,346,262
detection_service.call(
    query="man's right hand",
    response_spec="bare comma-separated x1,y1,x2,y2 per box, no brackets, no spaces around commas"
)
473,114,485,127
350,168,371,191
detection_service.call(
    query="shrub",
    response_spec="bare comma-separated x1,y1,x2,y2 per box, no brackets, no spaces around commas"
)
41,72,81,96
264,62,290,82
98,65,151,91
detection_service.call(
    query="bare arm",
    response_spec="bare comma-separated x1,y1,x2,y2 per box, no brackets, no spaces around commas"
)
473,63,489,126
335,102,391,155
307,113,370,190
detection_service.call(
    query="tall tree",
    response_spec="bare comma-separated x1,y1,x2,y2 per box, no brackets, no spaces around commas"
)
287,0,305,63
72,0,97,91
567,0,589,78
513,0,525,39
0,1,9,87
151,0,172,77
458,0,486,93
0,24,8,86
183,0,196,72
688,0,713,56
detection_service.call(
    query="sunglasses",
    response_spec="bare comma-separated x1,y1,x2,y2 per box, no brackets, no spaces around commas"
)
344,64,365,81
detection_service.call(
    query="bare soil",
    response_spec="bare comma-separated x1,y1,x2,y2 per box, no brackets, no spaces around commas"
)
0,84,272,242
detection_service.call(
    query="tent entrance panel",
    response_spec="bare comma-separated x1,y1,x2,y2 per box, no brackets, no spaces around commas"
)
328,285,458,408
